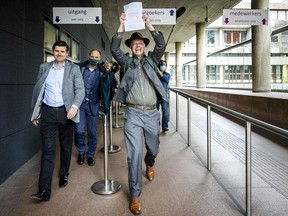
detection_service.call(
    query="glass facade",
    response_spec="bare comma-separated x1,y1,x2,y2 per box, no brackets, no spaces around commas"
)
44,20,80,62
169,7,288,91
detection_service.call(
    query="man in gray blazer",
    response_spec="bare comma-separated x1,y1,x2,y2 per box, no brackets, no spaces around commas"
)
30,41,85,201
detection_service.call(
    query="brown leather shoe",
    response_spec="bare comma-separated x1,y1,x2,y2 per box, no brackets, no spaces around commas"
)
130,197,141,215
146,166,154,181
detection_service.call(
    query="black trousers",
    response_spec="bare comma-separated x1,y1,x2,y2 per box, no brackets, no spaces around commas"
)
39,105,73,194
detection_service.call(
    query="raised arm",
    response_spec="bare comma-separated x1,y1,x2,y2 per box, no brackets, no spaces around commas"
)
117,12,125,33
142,12,155,31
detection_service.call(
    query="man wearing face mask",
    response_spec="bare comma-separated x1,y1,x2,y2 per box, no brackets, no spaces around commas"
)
74,49,104,166
157,60,171,133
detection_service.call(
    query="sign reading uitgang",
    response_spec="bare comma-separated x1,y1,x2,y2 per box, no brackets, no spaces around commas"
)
53,7,102,24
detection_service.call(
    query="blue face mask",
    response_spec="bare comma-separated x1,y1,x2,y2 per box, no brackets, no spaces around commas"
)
89,58,100,65
160,65,167,71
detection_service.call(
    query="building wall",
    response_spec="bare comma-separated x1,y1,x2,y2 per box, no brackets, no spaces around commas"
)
0,0,111,184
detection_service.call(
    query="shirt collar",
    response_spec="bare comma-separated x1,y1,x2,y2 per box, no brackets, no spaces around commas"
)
52,62,65,70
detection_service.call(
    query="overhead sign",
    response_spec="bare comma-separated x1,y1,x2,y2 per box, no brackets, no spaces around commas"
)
53,7,102,24
223,9,269,26
144,8,176,25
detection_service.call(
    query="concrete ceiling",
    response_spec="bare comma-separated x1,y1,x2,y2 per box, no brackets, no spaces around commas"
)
92,0,242,53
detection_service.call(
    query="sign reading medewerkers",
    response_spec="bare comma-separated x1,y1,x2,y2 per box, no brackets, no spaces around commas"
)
223,9,269,26
53,7,102,24
144,8,176,25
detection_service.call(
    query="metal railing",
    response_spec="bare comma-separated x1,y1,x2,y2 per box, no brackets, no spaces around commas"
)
169,87,288,216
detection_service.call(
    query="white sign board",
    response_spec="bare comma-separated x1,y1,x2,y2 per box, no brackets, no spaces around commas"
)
144,8,176,25
53,7,102,24
223,9,269,26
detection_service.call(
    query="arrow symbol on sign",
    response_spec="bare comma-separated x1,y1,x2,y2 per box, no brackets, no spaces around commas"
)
95,16,100,23
169,9,175,16
224,17,229,24
55,16,60,23
262,19,267,25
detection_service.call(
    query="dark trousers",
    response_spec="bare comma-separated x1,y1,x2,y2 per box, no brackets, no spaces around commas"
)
74,102,99,158
39,105,73,194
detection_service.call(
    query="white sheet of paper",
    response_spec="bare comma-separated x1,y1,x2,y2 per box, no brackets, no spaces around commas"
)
124,2,145,32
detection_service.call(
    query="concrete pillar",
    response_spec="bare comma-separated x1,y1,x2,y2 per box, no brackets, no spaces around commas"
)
252,0,271,92
196,22,206,88
175,42,183,87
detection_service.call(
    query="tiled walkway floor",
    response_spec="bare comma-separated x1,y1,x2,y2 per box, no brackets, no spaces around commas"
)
0,96,288,216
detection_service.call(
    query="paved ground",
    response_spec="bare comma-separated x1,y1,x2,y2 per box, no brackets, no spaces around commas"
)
0,93,288,216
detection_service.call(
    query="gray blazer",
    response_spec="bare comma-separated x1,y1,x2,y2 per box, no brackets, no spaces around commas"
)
30,60,85,123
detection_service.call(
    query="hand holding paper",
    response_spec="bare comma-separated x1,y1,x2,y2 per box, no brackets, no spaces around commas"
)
123,2,145,32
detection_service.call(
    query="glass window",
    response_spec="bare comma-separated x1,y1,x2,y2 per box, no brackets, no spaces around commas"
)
241,31,247,41
207,30,215,46
224,31,247,45
282,42,288,48
278,11,286,20
270,11,277,20
207,65,216,81
101,38,105,51
44,20,57,50
71,39,79,60
271,35,278,42
44,52,54,63
281,30,288,36
224,32,232,44
61,32,70,45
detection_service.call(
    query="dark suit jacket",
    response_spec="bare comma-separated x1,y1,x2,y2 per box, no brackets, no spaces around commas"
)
31,60,85,123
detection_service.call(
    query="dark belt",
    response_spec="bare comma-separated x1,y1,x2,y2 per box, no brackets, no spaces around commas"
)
127,103,156,110
43,103,65,109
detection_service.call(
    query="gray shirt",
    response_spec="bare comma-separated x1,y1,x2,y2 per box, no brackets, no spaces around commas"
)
126,57,157,106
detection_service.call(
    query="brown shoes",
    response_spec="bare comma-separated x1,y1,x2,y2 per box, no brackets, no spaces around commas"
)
146,165,154,181
130,197,141,215
129,166,154,214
